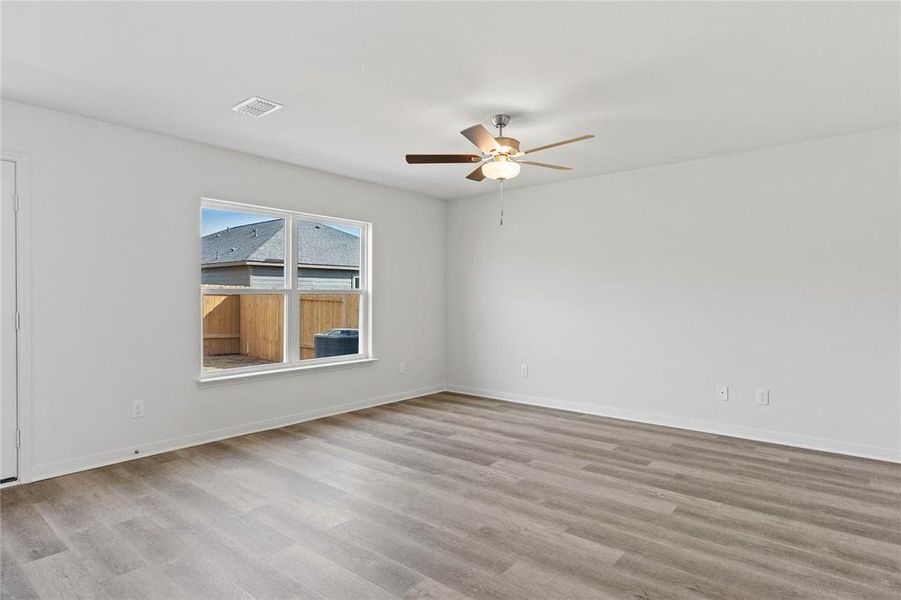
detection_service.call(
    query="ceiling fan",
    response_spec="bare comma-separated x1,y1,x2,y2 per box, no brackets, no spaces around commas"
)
405,113,594,182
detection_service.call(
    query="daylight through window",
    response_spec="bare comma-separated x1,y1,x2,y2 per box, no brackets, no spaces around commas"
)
201,199,369,377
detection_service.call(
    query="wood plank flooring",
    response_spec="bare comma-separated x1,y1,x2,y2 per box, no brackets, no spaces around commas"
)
2,392,899,599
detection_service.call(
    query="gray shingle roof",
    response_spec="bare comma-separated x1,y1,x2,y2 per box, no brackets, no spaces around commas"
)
202,219,360,267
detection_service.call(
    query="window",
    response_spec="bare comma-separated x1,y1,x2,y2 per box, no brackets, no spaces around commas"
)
201,199,370,378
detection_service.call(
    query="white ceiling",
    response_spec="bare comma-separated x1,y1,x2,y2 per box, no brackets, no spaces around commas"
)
2,2,898,200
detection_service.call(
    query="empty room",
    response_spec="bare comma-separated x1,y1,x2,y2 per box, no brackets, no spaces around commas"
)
1,1,899,599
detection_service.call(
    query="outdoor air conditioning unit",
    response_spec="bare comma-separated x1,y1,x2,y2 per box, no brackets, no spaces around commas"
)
314,328,359,358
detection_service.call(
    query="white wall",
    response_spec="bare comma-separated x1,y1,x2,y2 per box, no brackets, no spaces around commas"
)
447,128,901,462
3,100,898,480
2,100,447,480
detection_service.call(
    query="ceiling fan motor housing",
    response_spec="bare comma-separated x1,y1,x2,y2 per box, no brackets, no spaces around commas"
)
494,137,520,155
489,114,519,154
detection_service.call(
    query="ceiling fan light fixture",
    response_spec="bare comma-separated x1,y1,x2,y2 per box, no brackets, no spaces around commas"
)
482,158,521,181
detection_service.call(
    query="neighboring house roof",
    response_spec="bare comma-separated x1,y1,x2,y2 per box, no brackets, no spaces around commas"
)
202,219,360,268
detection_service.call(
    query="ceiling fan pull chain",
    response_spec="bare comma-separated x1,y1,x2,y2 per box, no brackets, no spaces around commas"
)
499,180,504,227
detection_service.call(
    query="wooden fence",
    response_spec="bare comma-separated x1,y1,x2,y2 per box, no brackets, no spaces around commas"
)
202,295,242,356
202,295,284,361
203,294,358,361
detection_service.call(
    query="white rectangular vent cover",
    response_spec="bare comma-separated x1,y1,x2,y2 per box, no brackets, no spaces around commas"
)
232,96,283,118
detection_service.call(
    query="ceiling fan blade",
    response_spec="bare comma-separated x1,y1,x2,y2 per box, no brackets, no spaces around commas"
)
518,160,572,171
406,154,482,164
523,134,595,155
460,124,501,154
465,165,486,181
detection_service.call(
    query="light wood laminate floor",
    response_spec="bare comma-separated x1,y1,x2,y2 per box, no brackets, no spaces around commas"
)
2,393,899,599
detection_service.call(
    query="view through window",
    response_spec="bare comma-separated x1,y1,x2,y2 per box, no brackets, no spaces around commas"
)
201,201,368,375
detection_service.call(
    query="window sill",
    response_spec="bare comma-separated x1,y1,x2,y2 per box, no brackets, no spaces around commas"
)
198,357,377,386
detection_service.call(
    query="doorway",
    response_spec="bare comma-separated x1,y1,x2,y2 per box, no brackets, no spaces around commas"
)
1,159,18,482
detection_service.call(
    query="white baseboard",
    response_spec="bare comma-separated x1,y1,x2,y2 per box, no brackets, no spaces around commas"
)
25,381,899,481
446,385,901,464
28,384,446,482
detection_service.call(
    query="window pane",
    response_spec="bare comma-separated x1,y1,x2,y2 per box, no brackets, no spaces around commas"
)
202,208,285,289
203,294,284,371
296,219,361,290
299,294,360,360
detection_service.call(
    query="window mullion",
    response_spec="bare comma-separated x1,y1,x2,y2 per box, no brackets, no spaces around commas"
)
286,214,300,365
202,287,288,296
361,224,370,357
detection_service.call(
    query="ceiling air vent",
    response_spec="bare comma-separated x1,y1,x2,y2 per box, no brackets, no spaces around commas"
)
232,96,283,118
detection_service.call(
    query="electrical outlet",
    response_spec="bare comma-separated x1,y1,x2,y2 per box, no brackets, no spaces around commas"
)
399,361,406,374
756,389,770,406
716,385,729,402
132,399,145,418
521,364,528,377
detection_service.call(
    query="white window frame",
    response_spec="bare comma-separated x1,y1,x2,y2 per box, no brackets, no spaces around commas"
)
200,198,372,382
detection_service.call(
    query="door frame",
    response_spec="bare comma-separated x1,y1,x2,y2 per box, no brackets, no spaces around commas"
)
1,151,32,484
